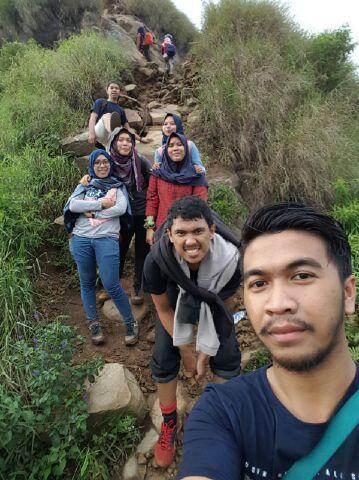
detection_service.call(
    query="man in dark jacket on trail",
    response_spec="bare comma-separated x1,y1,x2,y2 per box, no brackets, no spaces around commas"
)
142,196,242,468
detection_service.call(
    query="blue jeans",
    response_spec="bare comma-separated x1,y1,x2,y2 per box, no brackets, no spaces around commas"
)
69,235,134,328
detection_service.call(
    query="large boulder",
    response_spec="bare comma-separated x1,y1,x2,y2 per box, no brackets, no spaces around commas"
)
102,299,150,323
149,105,182,125
61,131,93,157
125,108,143,129
101,15,145,65
136,126,162,160
87,363,147,421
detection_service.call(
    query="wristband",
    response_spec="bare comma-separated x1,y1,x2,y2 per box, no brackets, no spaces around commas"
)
144,218,155,229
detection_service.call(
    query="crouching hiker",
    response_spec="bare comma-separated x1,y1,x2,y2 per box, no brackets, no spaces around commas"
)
142,196,242,468
64,150,139,346
88,80,147,147
178,203,358,480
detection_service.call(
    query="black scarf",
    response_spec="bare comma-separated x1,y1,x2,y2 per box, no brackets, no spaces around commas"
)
151,212,241,339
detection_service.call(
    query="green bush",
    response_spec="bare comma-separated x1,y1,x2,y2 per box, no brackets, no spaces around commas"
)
0,322,140,479
332,179,359,279
208,182,247,226
243,349,272,374
0,145,80,344
123,0,197,53
0,32,130,152
194,0,359,207
308,26,356,92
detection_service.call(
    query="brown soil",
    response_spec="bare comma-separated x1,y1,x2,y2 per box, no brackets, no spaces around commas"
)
35,258,261,478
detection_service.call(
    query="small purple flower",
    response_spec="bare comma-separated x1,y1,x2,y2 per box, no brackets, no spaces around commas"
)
17,335,24,341
82,393,89,402
33,311,41,321
32,370,40,378
60,340,68,349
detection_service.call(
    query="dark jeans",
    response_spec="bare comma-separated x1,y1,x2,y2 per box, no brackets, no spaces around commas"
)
150,284,242,382
119,214,150,293
143,44,151,61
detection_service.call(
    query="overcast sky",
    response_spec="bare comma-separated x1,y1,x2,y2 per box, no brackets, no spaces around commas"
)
172,0,359,67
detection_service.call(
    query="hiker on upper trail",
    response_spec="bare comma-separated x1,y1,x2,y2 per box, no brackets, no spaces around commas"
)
143,27,154,62
145,132,208,246
142,196,242,468
162,34,176,75
64,150,139,346
153,113,205,174
178,203,358,480
136,25,146,55
88,80,147,148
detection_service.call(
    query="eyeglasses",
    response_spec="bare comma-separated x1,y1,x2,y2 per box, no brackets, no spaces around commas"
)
94,160,110,167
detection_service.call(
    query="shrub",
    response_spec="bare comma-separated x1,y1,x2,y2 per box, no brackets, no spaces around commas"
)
0,322,140,479
123,0,197,53
0,32,130,152
243,349,272,374
308,26,356,92
0,145,79,344
208,182,247,226
194,0,359,207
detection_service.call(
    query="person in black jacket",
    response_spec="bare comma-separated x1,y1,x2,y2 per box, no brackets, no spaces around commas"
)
108,127,151,304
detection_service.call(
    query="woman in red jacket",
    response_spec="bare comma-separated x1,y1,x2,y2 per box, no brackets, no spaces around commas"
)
145,132,208,245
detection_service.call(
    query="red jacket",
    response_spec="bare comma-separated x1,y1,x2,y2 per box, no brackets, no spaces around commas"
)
146,176,208,229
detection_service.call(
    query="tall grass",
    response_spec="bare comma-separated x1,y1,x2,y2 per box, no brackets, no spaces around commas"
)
0,32,130,152
194,0,359,207
0,146,80,347
123,0,197,53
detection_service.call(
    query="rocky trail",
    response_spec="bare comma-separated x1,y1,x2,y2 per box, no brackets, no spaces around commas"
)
49,21,261,479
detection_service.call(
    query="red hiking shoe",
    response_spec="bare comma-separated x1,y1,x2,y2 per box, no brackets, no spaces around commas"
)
154,420,177,468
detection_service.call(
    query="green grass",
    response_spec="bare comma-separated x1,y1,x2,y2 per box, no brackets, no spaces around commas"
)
0,32,130,152
194,0,359,207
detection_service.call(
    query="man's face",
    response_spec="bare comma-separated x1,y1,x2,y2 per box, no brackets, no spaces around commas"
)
107,83,121,101
243,230,356,372
168,217,215,269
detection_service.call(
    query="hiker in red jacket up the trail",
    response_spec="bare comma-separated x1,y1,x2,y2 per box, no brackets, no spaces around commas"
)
178,203,358,480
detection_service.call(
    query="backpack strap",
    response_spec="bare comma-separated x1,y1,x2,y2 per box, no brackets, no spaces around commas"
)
285,388,359,479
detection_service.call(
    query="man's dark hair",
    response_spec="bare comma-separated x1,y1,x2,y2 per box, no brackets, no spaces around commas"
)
167,196,214,230
241,203,352,281
106,80,121,89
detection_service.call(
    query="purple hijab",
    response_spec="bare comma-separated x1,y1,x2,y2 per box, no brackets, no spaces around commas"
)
151,133,207,186
109,127,145,191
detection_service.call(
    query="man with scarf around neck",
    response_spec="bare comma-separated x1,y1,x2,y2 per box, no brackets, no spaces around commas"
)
142,196,242,468
64,150,138,346
146,132,208,246
153,113,205,174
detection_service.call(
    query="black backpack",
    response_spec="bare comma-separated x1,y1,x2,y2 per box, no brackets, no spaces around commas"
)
166,43,176,57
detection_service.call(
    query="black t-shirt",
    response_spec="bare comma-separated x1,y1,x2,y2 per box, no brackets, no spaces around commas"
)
178,365,359,480
91,98,127,124
142,250,241,309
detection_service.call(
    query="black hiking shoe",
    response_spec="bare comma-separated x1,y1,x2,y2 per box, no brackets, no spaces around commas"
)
125,321,139,346
110,112,122,131
89,321,104,345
